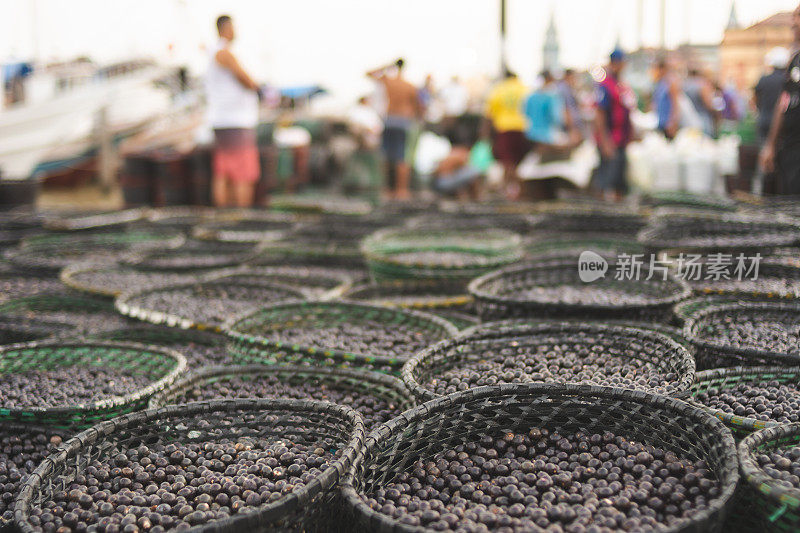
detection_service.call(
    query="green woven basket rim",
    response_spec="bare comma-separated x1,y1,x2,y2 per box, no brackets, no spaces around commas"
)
81,325,227,347
116,276,305,332
224,300,458,367
739,423,800,513
344,282,472,309
0,340,187,418
0,293,113,314
684,301,800,362
20,229,185,251
148,363,411,409
690,365,800,433
343,382,739,533
468,259,691,311
13,398,365,533
209,266,354,301
402,320,696,403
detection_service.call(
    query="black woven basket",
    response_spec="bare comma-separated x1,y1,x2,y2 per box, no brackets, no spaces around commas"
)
672,294,795,327
529,204,648,236
12,399,365,533
404,212,534,235
403,321,695,403
143,206,219,230
0,293,134,335
523,232,646,262
0,422,71,530
248,239,367,269
684,301,800,370
60,262,195,298
41,208,145,231
149,364,414,429
343,281,474,312
225,301,458,374
0,271,66,304
682,260,800,299
0,316,75,346
121,240,259,272
192,211,297,243
689,366,800,438
210,266,353,300
738,423,800,532
342,383,739,533
0,340,186,428
637,213,800,254
80,325,232,368
116,277,305,331
271,194,373,216
469,259,691,322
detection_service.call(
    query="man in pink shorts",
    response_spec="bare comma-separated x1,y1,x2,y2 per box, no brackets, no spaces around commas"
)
206,15,262,207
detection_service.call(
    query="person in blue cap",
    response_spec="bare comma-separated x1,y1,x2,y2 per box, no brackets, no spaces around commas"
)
592,48,635,201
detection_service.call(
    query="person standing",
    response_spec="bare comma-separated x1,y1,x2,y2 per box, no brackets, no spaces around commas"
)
523,70,564,146
684,68,718,137
755,47,791,145
485,69,529,200
593,49,634,201
652,59,681,140
205,15,262,208
558,69,587,141
761,3,800,195
367,59,423,200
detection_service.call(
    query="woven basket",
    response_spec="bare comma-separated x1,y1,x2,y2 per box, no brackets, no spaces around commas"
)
143,206,220,230
403,321,695,403
60,262,195,298
149,364,413,429
523,232,646,261
404,212,534,234
210,266,353,300
271,194,373,216
116,277,304,331
0,293,134,335
80,325,231,368
684,302,800,370
738,423,800,532
248,239,366,269
122,240,258,272
682,260,800,299
642,191,737,212
0,271,66,304
0,316,75,345
637,213,800,254
13,399,365,533
362,228,522,287
689,366,800,437
343,383,739,533
469,259,691,322
529,204,648,236
226,301,458,374
192,212,297,243
672,294,795,327
0,340,186,428
343,281,473,310
0,422,71,530
41,208,145,231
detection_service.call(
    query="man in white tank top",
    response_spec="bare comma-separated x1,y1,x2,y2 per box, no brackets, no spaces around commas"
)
206,15,262,207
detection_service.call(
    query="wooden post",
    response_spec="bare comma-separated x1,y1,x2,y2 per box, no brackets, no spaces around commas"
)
97,105,117,194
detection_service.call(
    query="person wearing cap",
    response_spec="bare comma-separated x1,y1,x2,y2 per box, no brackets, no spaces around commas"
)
761,3,800,195
755,47,791,145
593,49,635,201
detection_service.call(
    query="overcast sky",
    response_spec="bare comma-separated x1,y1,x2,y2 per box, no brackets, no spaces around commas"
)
2,0,799,99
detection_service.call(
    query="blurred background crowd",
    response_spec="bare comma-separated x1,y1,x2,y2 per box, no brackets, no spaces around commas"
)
2,0,800,209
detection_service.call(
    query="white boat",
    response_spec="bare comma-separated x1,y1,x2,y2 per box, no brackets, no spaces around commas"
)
0,60,176,179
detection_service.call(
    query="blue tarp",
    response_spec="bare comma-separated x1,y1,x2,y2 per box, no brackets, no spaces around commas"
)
279,85,326,99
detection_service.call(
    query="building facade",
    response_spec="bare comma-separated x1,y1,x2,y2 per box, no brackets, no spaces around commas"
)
720,12,794,90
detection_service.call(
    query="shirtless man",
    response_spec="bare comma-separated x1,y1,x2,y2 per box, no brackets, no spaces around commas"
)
367,58,423,200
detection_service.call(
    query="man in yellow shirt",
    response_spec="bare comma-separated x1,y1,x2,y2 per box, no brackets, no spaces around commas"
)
486,69,529,200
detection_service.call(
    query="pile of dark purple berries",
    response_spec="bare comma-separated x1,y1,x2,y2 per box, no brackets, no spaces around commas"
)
0,426,66,523
364,428,721,531
423,342,680,396
694,380,800,424
695,317,800,354
0,273,65,304
26,438,336,532
171,374,402,428
265,322,434,359
755,446,800,490
0,368,151,408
